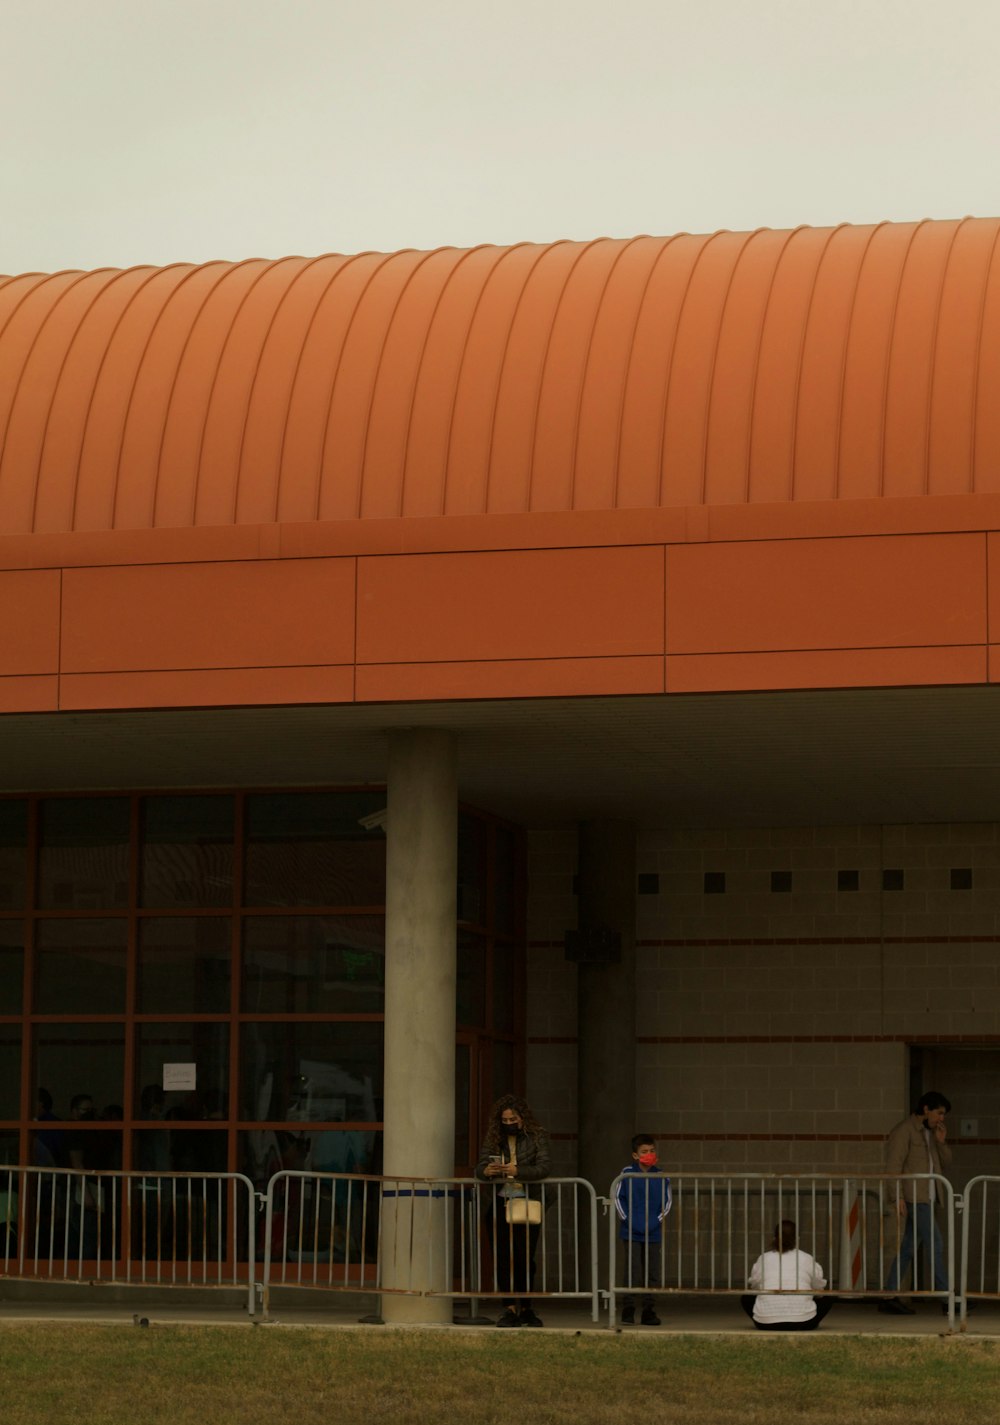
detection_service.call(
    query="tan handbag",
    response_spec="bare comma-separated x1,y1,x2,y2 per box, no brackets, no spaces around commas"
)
505,1197,542,1226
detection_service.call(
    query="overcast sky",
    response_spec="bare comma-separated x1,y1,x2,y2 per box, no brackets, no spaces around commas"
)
3,0,999,275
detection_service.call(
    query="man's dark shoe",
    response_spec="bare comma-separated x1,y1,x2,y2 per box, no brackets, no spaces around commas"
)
519,1307,543,1327
620,1306,635,1324
878,1297,916,1315
496,1307,520,1327
640,1307,661,1326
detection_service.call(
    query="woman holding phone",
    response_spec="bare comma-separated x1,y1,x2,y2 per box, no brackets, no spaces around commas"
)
475,1095,550,1327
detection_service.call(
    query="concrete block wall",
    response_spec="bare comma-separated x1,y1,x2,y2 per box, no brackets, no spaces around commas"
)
526,823,1000,1184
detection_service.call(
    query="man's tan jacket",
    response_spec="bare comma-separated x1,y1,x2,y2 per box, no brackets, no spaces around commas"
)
885,1114,953,1204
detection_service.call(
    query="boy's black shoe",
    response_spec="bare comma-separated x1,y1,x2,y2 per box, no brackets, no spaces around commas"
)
519,1307,543,1327
640,1307,661,1326
878,1297,916,1315
620,1306,635,1324
496,1307,520,1327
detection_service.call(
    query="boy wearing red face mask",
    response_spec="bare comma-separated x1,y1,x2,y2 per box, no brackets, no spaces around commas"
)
614,1134,672,1324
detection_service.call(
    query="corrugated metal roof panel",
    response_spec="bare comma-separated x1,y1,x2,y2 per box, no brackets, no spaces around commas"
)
2,219,999,535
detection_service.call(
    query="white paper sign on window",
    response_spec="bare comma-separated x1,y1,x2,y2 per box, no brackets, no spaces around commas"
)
163,1063,197,1092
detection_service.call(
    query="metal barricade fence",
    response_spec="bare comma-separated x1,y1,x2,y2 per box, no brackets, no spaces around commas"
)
958,1174,1000,1327
0,1163,960,1328
261,1172,599,1321
607,1173,957,1328
0,1164,258,1313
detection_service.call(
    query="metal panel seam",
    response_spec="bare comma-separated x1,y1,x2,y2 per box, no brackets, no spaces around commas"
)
315,250,403,521
969,224,1000,492
699,227,768,505
121,260,238,529
398,245,491,518
832,222,889,499
742,226,808,503
877,219,930,498
439,243,527,514
789,224,848,502
0,271,112,518
611,234,682,508
189,257,292,527
483,242,569,513
567,235,646,508
655,232,717,507
232,254,329,521
356,247,453,519
526,238,604,510
271,250,371,524
72,264,188,531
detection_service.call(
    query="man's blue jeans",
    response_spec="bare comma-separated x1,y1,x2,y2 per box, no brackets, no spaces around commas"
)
885,1202,947,1292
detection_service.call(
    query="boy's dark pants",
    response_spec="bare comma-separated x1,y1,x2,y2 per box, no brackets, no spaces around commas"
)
623,1239,662,1310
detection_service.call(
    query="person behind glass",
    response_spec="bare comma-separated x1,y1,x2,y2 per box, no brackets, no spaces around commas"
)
34,1088,64,1168
66,1093,102,1258
475,1094,550,1328
741,1220,832,1331
136,1083,172,1259
615,1134,672,1325
879,1089,953,1315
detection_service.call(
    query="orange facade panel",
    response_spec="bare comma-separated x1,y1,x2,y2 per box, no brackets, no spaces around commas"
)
665,533,987,656
0,569,61,674
356,655,664,703
0,675,59,713
60,665,354,710
61,558,355,673
667,645,987,694
356,546,664,665
985,532,1000,637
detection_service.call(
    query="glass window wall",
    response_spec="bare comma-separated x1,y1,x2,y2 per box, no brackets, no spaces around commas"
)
2,790,523,1182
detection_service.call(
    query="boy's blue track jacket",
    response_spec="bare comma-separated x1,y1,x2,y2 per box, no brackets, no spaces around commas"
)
614,1164,672,1243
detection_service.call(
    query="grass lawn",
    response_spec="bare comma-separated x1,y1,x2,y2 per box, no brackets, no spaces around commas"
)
0,1324,998,1425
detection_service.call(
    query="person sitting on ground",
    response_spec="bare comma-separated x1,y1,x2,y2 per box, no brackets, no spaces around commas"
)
741,1220,832,1331
614,1133,672,1325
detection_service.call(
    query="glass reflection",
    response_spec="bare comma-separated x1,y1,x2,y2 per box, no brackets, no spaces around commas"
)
0,1028,20,1118
493,943,515,1033
0,801,27,911
34,919,127,1015
492,1040,515,1102
33,1024,125,1126
0,921,23,1016
134,1022,229,1123
457,814,485,924
494,825,519,935
241,1021,382,1125
244,793,387,907
457,932,485,1026
140,795,235,908
137,918,231,1014
37,798,129,910
242,917,385,1014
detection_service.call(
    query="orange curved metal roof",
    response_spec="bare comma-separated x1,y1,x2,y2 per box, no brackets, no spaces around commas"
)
2,218,1000,535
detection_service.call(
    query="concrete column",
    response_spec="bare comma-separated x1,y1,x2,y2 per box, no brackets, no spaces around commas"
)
576,820,637,1262
380,728,457,1324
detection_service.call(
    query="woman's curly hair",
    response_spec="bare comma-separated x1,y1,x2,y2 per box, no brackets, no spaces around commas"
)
481,1094,546,1156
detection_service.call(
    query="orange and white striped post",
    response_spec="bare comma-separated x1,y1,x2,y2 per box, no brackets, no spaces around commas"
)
838,1179,864,1293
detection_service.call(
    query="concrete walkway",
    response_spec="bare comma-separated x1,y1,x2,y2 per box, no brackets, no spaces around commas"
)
1,1293,997,1338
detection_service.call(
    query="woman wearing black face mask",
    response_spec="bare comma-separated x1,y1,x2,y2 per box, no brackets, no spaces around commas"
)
475,1095,550,1328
